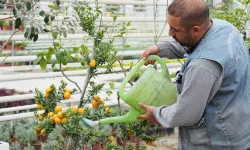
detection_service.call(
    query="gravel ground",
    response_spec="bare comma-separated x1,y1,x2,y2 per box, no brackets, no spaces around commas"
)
146,128,178,150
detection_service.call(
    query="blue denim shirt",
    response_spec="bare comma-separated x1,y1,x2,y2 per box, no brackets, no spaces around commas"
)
177,19,250,150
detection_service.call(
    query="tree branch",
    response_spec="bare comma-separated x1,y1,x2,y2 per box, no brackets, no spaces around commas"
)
90,67,131,79
60,63,82,92
1,49,19,64
0,30,18,54
0,0,40,21
79,68,92,107
118,59,133,86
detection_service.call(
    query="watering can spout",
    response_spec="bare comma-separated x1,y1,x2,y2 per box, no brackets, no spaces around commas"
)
81,108,140,128
100,108,141,125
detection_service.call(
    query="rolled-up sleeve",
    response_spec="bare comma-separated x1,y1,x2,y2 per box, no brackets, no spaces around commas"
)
156,41,187,59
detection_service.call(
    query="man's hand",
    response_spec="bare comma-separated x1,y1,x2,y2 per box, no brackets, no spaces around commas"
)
137,103,158,125
139,45,160,65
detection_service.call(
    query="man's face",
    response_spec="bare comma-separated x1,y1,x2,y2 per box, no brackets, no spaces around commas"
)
167,14,196,47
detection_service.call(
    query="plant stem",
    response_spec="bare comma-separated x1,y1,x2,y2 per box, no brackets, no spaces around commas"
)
60,63,82,92
153,0,159,44
118,60,133,86
90,67,131,78
0,0,40,21
0,30,18,54
154,0,169,43
79,40,95,107
79,68,91,107
117,91,120,108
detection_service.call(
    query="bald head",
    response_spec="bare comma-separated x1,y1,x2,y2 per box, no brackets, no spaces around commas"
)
168,0,210,29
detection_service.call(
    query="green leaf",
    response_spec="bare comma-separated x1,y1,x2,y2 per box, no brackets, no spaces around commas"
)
48,4,55,9
114,35,123,38
109,81,115,89
125,44,130,48
15,18,22,29
26,2,31,11
48,47,54,54
54,42,60,48
33,34,38,42
69,28,75,34
55,51,63,62
34,27,39,34
62,60,67,65
81,61,85,66
51,62,56,68
126,22,131,26
40,57,47,70
16,3,22,10
106,91,112,96
113,16,117,22
52,32,58,39
29,32,35,40
13,8,17,17
50,15,55,21
56,0,61,6
130,28,136,30
64,49,71,59
44,15,49,24
31,26,35,32
37,52,45,57
46,53,52,61
71,56,79,62
39,10,45,16
96,10,102,14
81,45,88,53
63,31,67,38
33,56,42,65
73,46,79,52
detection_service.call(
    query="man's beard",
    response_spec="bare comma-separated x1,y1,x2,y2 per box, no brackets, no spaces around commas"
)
173,36,187,46
179,42,187,46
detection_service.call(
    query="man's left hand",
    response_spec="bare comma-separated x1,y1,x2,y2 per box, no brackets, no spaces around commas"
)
137,103,158,125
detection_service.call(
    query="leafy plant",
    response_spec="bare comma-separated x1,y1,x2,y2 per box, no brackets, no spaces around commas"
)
15,119,35,145
7,41,12,45
104,141,123,150
210,0,250,52
210,0,249,32
2,21,7,26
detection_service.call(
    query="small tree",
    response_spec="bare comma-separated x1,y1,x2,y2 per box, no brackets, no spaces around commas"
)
32,0,133,149
210,0,250,52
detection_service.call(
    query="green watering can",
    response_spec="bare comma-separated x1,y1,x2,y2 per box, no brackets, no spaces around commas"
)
82,55,177,128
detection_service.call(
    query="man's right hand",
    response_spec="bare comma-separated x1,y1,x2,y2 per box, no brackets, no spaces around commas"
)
139,45,160,65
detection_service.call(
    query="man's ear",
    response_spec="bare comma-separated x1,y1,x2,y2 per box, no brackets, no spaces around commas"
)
192,26,201,36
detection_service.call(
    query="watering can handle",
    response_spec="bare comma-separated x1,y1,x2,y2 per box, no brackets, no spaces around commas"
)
119,55,170,100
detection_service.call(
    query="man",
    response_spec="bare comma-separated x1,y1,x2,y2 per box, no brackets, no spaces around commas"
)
137,0,250,149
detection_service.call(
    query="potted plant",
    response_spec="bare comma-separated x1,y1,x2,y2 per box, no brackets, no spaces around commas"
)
115,123,130,147
1,21,8,30
15,119,35,150
30,136,42,150
0,20,3,29
103,140,123,150
99,128,111,149
14,43,21,50
19,43,27,50
6,41,12,50
142,134,158,147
